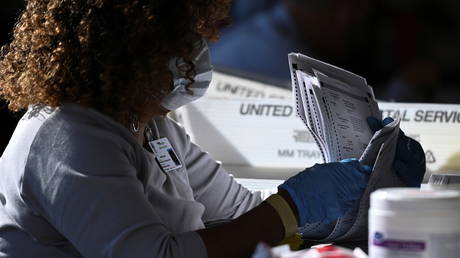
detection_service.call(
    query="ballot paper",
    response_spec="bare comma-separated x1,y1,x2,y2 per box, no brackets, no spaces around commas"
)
288,53,406,242
288,53,381,163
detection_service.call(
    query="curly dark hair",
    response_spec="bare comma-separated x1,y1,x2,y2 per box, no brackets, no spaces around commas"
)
0,0,230,125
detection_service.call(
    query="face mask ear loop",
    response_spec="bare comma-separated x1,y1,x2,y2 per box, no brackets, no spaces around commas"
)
161,40,212,110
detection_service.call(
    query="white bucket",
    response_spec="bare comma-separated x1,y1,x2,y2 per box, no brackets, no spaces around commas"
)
369,187,460,258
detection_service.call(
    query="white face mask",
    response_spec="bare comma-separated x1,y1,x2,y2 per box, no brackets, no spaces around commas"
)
161,40,213,111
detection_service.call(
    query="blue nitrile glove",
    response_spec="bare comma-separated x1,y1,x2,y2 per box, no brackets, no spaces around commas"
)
367,117,426,187
279,159,371,226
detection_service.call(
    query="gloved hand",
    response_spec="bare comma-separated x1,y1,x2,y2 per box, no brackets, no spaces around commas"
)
366,117,426,187
278,159,371,226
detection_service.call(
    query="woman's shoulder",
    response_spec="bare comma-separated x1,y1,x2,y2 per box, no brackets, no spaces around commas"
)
12,104,141,173
41,104,139,154
1,104,144,198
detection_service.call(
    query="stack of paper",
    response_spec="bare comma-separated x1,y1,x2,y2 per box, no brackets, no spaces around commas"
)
288,53,381,162
288,53,406,242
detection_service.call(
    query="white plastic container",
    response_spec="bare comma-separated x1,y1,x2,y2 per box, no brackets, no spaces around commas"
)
369,188,460,258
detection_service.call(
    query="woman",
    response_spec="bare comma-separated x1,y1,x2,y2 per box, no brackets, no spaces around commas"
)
0,0,425,257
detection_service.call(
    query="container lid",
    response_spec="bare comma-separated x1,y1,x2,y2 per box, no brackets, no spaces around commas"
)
371,187,460,212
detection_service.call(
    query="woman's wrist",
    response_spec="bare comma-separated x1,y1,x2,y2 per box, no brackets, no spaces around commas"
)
277,189,300,224
264,192,299,239
198,198,287,257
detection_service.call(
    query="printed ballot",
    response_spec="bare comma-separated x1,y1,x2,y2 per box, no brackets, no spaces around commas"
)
288,53,381,163
288,53,407,242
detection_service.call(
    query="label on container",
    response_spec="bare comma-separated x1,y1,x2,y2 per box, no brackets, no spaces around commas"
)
369,230,460,258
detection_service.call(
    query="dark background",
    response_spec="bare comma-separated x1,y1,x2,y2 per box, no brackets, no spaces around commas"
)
1,0,26,156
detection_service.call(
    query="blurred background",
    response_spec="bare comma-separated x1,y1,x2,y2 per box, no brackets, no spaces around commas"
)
1,0,460,155
211,0,460,102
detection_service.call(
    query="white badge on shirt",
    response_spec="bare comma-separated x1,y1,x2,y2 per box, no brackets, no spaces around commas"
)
148,137,183,172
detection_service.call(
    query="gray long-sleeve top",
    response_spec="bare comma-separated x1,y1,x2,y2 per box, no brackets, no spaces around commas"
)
0,104,262,257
